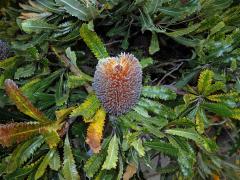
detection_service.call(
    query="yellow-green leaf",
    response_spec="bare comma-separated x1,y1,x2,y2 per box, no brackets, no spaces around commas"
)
4,79,50,122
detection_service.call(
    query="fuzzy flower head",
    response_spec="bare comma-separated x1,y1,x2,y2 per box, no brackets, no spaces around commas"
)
93,53,142,116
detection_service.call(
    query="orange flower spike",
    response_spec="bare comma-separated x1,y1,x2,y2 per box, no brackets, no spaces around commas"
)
93,53,142,116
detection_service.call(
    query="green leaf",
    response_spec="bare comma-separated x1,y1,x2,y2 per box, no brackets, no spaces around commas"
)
80,23,109,60
70,94,100,120
196,109,206,134
202,103,233,117
63,134,80,180
5,79,50,122
131,139,145,157
21,19,56,34
68,74,93,89
65,47,77,66
144,141,178,157
197,69,214,95
43,130,60,149
149,32,160,55
35,149,55,180
141,86,176,100
49,150,61,171
55,0,98,21
84,138,110,178
165,128,204,145
140,57,153,69
166,23,201,37
102,134,119,170
84,152,106,178
7,136,44,173
14,64,36,80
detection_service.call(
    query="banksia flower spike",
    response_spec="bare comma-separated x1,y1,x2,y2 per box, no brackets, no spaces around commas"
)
93,53,142,116
0,40,10,60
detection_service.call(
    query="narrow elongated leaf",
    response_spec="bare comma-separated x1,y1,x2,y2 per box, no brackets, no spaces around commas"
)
86,108,106,153
0,122,49,147
63,134,80,180
142,86,176,100
49,150,61,171
70,94,100,120
197,69,214,95
84,151,106,178
131,139,145,157
5,79,50,122
202,103,233,117
35,149,55,179
7,136,44,173
21,19,56,34
102,134,119,170
166,128,204,144
55,0,97,21
80,23,109,60
149,32,160,54
144,141,178,157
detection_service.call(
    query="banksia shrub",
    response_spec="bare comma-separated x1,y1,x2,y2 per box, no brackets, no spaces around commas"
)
0,40,10,60
93,53,142,116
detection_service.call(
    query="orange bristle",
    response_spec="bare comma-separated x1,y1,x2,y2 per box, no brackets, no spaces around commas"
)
93,53,142,116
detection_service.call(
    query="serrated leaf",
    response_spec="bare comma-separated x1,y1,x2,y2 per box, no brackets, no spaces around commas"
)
0,122,50,147
55,0,98,21
21,19,56,34
67,74,92,89
84,151,106,178
166,128,204,145
196,109,205,134
35,149,55,179
63,134,80,180
207,92,240,103
70,94,100,120
7,136,44,173
197,69,214,95
144,141,178,157
80,23,109,60
55,107,75,122
131,139,145,157
102,134,119,170
202,103,233,117
49,150,61,171
14,64,36,80
230,108,240,120
86,107,106,153
142,86,176,100
5,79,50,122
43,130,60,149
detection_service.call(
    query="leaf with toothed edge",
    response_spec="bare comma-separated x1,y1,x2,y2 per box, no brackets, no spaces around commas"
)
4,79,50,122
102,134,119,170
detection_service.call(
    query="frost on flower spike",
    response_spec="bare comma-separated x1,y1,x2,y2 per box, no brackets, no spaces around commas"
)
93,53,142,116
